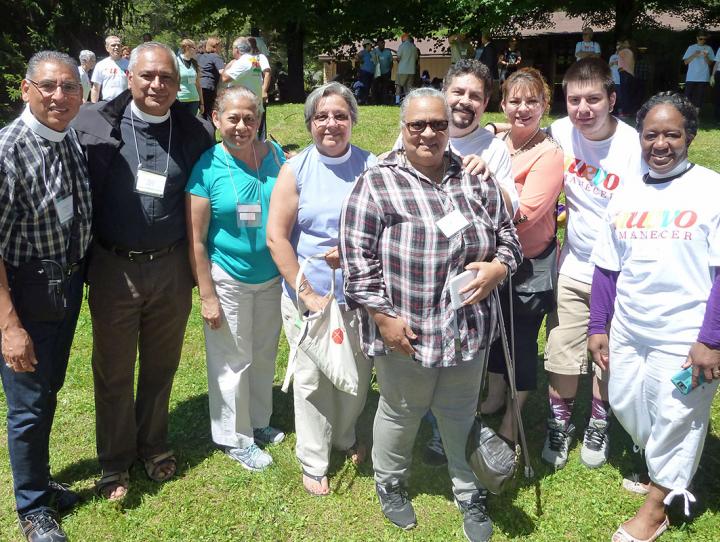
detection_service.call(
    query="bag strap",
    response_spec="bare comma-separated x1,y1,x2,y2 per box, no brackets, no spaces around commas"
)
492,285,534,479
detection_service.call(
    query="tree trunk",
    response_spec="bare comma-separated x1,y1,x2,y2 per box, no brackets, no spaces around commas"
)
285,21,305,102
614,0,640,40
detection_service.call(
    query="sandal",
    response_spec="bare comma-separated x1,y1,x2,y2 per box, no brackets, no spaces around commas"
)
345,441,367,465
302,469,330,497
143,450,177,482
612,516,669,542
95,471,129,501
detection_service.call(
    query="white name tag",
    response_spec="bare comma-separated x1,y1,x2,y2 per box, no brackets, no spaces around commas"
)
437,209,470,238
55,195,74,225
135,168,167,197
237,203,262,228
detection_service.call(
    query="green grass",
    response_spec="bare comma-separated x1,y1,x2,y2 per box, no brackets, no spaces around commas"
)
2,105,720,541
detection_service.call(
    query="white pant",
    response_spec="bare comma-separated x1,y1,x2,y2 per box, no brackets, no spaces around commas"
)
609,328,719,492
205,265,282,449
280,294,372,477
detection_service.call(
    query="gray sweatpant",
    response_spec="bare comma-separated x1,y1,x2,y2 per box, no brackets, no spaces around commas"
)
372,350,485,501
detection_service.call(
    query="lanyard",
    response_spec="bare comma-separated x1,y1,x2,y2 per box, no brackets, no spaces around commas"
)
220,142,261,205
130,110,172,174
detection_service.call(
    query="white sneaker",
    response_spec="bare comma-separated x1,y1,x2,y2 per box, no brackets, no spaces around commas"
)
226,444,273,472
541,418,575,469
253,426,286,446
580,418,610,469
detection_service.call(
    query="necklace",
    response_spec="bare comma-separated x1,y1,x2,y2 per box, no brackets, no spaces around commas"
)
508,127,540,155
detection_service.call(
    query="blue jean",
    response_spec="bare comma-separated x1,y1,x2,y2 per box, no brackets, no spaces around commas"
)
0,270,83,517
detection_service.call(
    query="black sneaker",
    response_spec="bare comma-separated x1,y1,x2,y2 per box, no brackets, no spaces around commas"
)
48,480,81,513
423,435,448,467
375,482,417,530
19,511,67,542
455,491,493,542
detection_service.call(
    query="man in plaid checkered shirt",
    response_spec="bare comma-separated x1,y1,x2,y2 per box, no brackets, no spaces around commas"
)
0,51,92,542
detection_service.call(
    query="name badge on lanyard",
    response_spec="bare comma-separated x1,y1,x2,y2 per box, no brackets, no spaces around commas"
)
237,202,262,228
55,195,74,225
135,167,167,197
437,209,470,238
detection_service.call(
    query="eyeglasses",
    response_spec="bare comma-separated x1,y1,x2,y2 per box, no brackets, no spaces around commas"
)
108,43,123,48
312,113,350,125
403,119,449,133
27,79,82,97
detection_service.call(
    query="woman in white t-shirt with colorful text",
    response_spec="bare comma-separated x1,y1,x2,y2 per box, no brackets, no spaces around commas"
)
589,92,720,542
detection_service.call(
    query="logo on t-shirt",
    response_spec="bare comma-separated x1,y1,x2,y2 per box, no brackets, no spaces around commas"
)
564,154,621,199
614,209,698,241
331,328,344,345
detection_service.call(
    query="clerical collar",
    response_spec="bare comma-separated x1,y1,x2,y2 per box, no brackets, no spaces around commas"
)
131,101,170,124
644,159,693,184
20,105,68,142
315,144,351,164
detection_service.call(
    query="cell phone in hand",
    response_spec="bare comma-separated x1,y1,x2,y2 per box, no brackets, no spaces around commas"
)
671,366,706,395
449,270,478,310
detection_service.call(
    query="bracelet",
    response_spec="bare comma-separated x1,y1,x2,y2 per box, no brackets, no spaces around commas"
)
485,122,497,135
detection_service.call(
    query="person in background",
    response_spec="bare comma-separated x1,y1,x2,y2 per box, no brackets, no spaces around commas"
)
449,34,472,64
90,35,128,103
395,34,419,104
710,48,720,122
371,38,393,105
356,39,375,105
187,86,286,472
617,40,636,117
682,31,714,110
142,33,153,43
73,41,215,501
341,87,521,541
498,36,522,83
589,92,720,542
480,68,564,443
177,38,204,117
609,42,622,110
248,37,272,139
0,50,92,542
475,32,499,109
575,27,601,61
78,49,96,102
121,46,131,61
198,37,225,121
250,27,270,57
267,82,375,497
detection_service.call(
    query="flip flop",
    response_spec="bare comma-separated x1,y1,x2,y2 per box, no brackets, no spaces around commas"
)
302,469,330,497
612,516,669,542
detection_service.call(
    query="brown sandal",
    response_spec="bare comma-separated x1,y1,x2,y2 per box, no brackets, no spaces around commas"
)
95,471,129,501
143,450,177,482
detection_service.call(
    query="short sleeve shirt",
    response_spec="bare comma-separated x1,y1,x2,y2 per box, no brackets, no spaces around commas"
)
91,57,129,101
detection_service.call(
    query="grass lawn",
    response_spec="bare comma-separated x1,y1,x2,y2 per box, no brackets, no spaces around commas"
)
1,104,720,541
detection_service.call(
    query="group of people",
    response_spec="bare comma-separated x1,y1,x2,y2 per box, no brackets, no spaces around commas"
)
1,35,719,542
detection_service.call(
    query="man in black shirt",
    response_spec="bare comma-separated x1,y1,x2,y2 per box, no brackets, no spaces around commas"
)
73,42,214,501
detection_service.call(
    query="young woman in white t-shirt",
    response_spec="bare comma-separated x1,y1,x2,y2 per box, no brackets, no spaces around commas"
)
589,92,720,542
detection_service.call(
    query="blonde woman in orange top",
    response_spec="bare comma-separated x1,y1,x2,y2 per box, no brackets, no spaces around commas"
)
481,68,564,443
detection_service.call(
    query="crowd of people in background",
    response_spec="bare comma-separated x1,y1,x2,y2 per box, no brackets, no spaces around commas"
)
2,24,720,542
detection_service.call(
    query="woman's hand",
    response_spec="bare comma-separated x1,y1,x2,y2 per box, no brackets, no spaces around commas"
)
588,333,610,371
682,341,720,388
299,289,330,313
461,259,508,305
462,154,491,181
324,246,341,270
373,312,416,355
201,295,223,330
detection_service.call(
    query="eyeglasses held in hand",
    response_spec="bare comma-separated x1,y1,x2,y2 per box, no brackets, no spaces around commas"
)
403,120,449,133
27,79,83,97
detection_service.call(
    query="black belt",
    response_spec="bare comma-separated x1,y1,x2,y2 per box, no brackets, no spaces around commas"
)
97,238,182,263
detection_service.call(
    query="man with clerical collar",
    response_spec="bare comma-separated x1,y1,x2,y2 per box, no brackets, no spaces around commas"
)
0,50,92,542
73,42,214,501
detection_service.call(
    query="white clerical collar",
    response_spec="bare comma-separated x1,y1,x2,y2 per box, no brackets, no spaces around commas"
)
315,144,351,164
131,101,170,124
20,105,68,142
648,158,691,179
